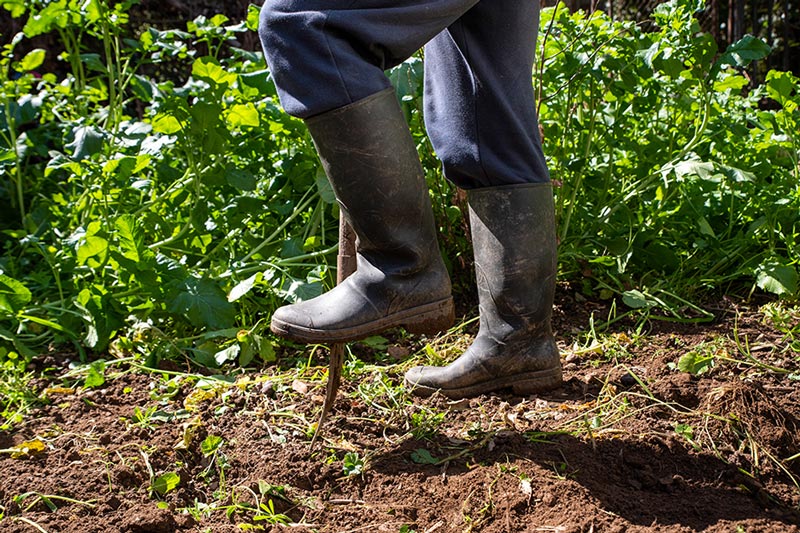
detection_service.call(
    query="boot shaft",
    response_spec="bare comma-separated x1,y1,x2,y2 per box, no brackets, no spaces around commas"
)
305,88,440,277
467,183,557,337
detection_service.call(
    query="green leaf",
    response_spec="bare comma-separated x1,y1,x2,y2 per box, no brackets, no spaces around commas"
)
23,1,72,37
2,0,27,17
343,452,364,476
410,448,439,465
84,360,106,388
245,3,261,31
674,423,694,440
712,35,771,78
259,339,276,363
756,261,798,296
115,215,142,263
314,167,336,204
66,125,105,160
765,70,798,107
713,74,748,92
19,48,45,71
228,273,259,302
192,56,236,87
240,69,274,94
227,103,260,128
167,278,236,330
79,53,105,74
214,344,240,366
151,472,180,496
200,435,223,456
622,290,654,309
17,314,74,337
76,235,109,266
674,159,714,179
75,288,123,351
226,168,257,191
0,274,31,314
151,113,183,134
677,352,714,375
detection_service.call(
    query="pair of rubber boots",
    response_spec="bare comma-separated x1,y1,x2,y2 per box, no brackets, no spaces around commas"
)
270,89,562,399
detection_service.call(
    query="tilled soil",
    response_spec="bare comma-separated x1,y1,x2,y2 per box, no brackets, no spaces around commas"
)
1,293,799,532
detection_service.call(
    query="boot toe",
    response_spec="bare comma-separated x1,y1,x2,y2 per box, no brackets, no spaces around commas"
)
404,366,442,397
270,303,316,338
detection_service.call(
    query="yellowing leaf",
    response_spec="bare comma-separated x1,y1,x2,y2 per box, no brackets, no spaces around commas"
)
1,439,47,459
183,388,216,412
174,416,203,450
43,387,76,396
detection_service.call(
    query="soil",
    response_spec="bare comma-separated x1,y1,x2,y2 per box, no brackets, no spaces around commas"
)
1,289,799,533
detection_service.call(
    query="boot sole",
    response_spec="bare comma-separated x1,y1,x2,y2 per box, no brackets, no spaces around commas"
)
270,297,455,343
406,366,563,399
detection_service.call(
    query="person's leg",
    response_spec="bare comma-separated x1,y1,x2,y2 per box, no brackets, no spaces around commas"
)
259,0,479,343
405,1,562,398
259,0,479,119
422,0,548,189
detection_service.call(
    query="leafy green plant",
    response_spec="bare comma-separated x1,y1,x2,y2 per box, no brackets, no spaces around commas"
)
342,451,365,476
537,0,798,311
410,407,445,440
252,498,291,525
675,345,720,376
0,2,337,366
151,472,180,497
0,0,799,377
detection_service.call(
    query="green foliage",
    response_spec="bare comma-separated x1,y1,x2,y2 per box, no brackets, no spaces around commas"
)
151,472,180,496
0,1,335,365
342,451,365,476
0,0,798,371
537,0,799,312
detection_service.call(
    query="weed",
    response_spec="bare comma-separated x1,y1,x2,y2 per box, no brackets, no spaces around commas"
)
672,338,728,376
199,435,231,499
150,472,181,497
409,407,445,440
252,498,291,525
343,451,365,477
13,492,96,512
0,362,39,429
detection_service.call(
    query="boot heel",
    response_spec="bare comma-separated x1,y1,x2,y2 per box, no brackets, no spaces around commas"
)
510,368,563,396
403,298,455,336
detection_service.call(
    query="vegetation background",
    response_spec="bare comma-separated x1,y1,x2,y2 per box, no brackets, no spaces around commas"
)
0,0,798,399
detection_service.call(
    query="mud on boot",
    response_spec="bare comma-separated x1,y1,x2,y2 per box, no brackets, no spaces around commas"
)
270,89,454,344
405,183,562,399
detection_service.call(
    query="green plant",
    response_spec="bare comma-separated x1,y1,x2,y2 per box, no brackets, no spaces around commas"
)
342,451,365,476
0,361,39,429
1,0,799,374
410,407,445,440
252,498,291,525
0,2,337,365
537,0,798,312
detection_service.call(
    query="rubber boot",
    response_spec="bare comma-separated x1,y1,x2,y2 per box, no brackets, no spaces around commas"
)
404,183,562,398
270,88,454,343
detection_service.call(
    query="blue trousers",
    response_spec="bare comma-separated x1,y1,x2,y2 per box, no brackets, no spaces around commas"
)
258,0,549,189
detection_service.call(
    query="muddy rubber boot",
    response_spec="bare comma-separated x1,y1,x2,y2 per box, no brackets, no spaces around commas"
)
270,88,454,343
404,183,562,398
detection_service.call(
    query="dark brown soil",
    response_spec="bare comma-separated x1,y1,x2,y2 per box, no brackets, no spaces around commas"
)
1,291,799,532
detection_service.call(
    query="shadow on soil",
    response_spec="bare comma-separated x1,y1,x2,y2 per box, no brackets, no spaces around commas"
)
365,427,800,530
